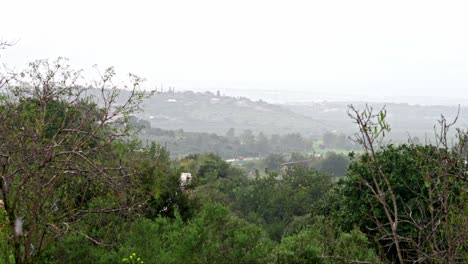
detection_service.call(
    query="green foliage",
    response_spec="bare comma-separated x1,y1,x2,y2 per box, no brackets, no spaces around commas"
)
260,151,349,177
333,229,381,263
273,217,380,264
122,253,144,264
341,146,442,226
112,203,274,264
0,205,12,264
4,59,466,264
322,131,357,150
0,58,150,263
141,125,314,159
234,167,333,240
328,144,468,262
135,143,194,220
40,233,101,264
316,152,350,177
39,202,134,263
275,229,323,264
197,153,230,182
177,153,245,190
264,153,287,171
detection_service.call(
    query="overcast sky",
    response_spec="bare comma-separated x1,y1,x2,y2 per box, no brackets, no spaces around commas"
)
1,0,467,103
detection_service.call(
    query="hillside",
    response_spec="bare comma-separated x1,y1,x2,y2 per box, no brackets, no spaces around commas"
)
133,90,468,143
284,101,468,142
138,91,329,137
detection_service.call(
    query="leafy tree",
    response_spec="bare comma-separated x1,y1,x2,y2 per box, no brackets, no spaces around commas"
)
240,129,255,146
134,142,194,220
235,167,333,240
197,153,229,181
322,131,357,150
263,153,286,171
333,105,468,263
273,216,380,264
255,132,270,154
177,153,247,208
334,144,468,263
317,152,349,177
0,58,150,263
225,127,235,138
280,133,306,152
112,203,274,264
289,152,310,162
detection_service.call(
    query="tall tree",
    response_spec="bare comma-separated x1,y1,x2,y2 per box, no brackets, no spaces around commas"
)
0,58,150,263
338,105,468,263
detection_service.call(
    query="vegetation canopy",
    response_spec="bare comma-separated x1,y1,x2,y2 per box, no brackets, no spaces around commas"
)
0,54,466,264
0,58,151,264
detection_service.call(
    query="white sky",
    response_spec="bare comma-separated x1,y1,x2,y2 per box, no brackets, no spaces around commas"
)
1,0,467,102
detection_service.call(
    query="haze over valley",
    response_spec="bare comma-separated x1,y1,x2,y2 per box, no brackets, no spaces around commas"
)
1,1,467,263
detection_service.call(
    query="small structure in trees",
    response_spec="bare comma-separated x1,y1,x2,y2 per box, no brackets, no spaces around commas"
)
180,172,192,189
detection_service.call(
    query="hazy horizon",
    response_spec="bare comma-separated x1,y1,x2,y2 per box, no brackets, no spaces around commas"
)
174,84,468,106
2,0,467,105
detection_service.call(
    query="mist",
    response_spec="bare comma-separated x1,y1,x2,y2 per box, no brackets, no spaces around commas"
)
2,0,468,105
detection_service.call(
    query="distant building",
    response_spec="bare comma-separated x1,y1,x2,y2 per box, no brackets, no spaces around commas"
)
180,173,192,189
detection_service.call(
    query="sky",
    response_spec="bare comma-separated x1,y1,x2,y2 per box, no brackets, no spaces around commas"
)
1,0,467,104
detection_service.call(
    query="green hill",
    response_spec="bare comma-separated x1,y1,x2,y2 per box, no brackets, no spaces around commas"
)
139,91,329,137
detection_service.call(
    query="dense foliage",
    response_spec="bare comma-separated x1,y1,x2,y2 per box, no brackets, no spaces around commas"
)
329,144,468,263
138,123,315,159
1,58,466,264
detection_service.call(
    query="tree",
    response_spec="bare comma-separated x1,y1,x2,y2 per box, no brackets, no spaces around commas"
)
336,105,468,263
0,58,151,263
0,39,13,50
263,153,286,171
196,153,230,183
235,167,333,240
322,131,336,148
134,142,194,220
255,132,270,154
225,127,235,138
112,203,274,264
274,217,381,264
281,133,305,152
318,152,349,177
240,129,255,146
322,131,354,150
0,39,15,90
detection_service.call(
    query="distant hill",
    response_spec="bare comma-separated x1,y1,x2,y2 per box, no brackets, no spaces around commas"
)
112,89,468,143
284,101,468,142
138,91,329,138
